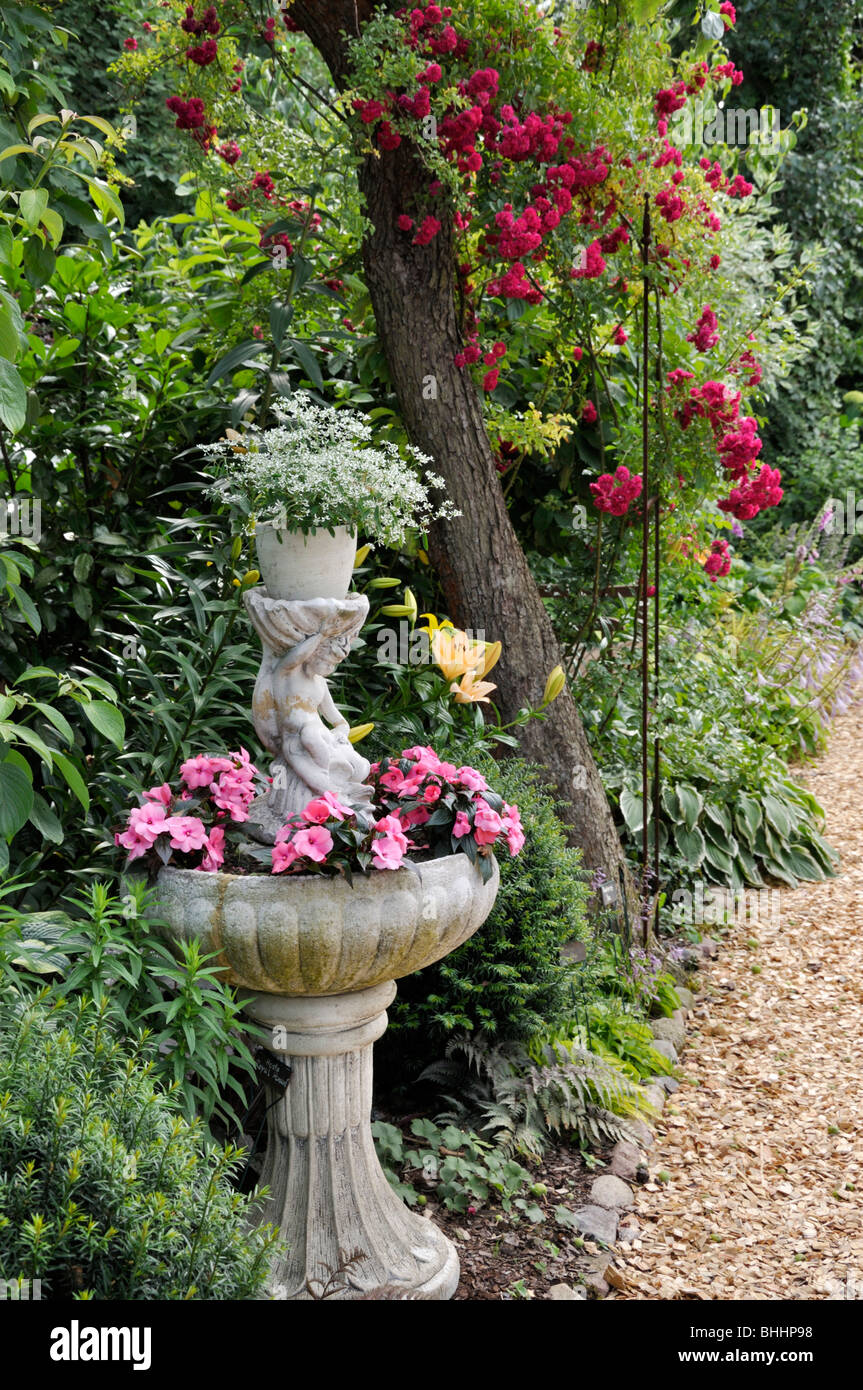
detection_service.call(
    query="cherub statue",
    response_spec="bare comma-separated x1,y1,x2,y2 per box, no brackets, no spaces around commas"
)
243,590,372,843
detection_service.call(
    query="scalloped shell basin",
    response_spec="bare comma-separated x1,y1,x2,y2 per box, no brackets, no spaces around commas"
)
153,854,499,997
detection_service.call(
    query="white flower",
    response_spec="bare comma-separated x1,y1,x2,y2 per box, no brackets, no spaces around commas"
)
202,395,458,546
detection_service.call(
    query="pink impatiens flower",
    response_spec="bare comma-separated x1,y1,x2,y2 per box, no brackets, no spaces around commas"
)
180,754,233,789
127,802,169,843
166,815,209,853
200,825,225,872
456,765,488,791
302,790,353,824
473,799,503,846
452,811,472,839
144,783,173,805
502,802,525,855
114,826,152,862
292,826,333,862
272,838,301,873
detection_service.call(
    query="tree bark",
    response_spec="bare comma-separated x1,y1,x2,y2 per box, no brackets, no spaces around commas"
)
292,0,635,903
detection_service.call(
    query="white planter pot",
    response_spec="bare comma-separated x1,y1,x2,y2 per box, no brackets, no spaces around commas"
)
255,524,357,601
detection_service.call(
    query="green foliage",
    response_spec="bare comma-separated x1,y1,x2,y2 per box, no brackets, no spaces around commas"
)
372,1117,543,1220
0,990,276,1298
1,880,261,1130
425,1034,645,1157
382,758,589,1073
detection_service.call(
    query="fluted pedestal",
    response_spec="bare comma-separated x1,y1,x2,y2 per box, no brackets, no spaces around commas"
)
246,983,459,1301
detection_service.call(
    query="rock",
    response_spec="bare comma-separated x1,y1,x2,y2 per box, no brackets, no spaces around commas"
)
642,1083,666,1113
617,1221,641,1246
700,935,719,959
675,985,696,1011
590,1175,634,1210
647,1074,678,1095
608,1139,642,1182
571,1204,619,1245
651,1038,679,1066
583,1272,610,1299
651,1015,686,1051
548,1282,586,1301
623,1118,655,1149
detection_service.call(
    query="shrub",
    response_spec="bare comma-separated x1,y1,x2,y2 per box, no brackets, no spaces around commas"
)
0,992,276,1299
380,757,589,1080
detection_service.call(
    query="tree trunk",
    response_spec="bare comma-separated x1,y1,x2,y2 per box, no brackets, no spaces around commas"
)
292,0,635,904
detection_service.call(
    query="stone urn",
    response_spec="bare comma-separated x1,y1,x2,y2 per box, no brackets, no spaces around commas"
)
152,851,499,1300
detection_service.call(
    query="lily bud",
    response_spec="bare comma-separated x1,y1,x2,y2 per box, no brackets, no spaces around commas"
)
541,664,566,706
348,722,374,744
354,543,373,567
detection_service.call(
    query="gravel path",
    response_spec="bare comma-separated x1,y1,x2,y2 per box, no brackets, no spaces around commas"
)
615,710,863,1300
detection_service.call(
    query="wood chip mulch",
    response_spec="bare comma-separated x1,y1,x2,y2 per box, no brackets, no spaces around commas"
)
611,709,863,1301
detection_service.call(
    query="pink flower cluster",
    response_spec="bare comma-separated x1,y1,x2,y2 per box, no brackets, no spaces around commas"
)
370,745,525,857
686,304,719,353
590,466,643,517
665,369,778,523
115,750,258,871
717,464,783,521
703,538,731,580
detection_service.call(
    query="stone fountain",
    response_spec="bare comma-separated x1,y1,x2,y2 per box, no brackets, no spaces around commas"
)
152,552,499,1300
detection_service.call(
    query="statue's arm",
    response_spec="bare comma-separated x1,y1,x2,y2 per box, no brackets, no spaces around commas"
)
276,632,324,674
318,685,349,733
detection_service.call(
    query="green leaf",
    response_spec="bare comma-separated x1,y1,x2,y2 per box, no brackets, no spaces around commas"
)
0,303,19,361
674,823,705,868
735,793,762,841
84,177,124,228
19,188,49,231
8,582,40,633
0,356,27,433
34,701,74,745
207,339,269,386
763,792,793,840
0,759,34,839
702,839,735,879
676,783,703,832
619,784,647,833
52,751,89,813
0,144,36,163
28,793,63,844
702,801,731,835
81,699,124,750
288,338,324,389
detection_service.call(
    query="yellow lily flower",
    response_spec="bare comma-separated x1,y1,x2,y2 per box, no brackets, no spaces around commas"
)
432,626,488,682
479,640,502,679
451,672,498,704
